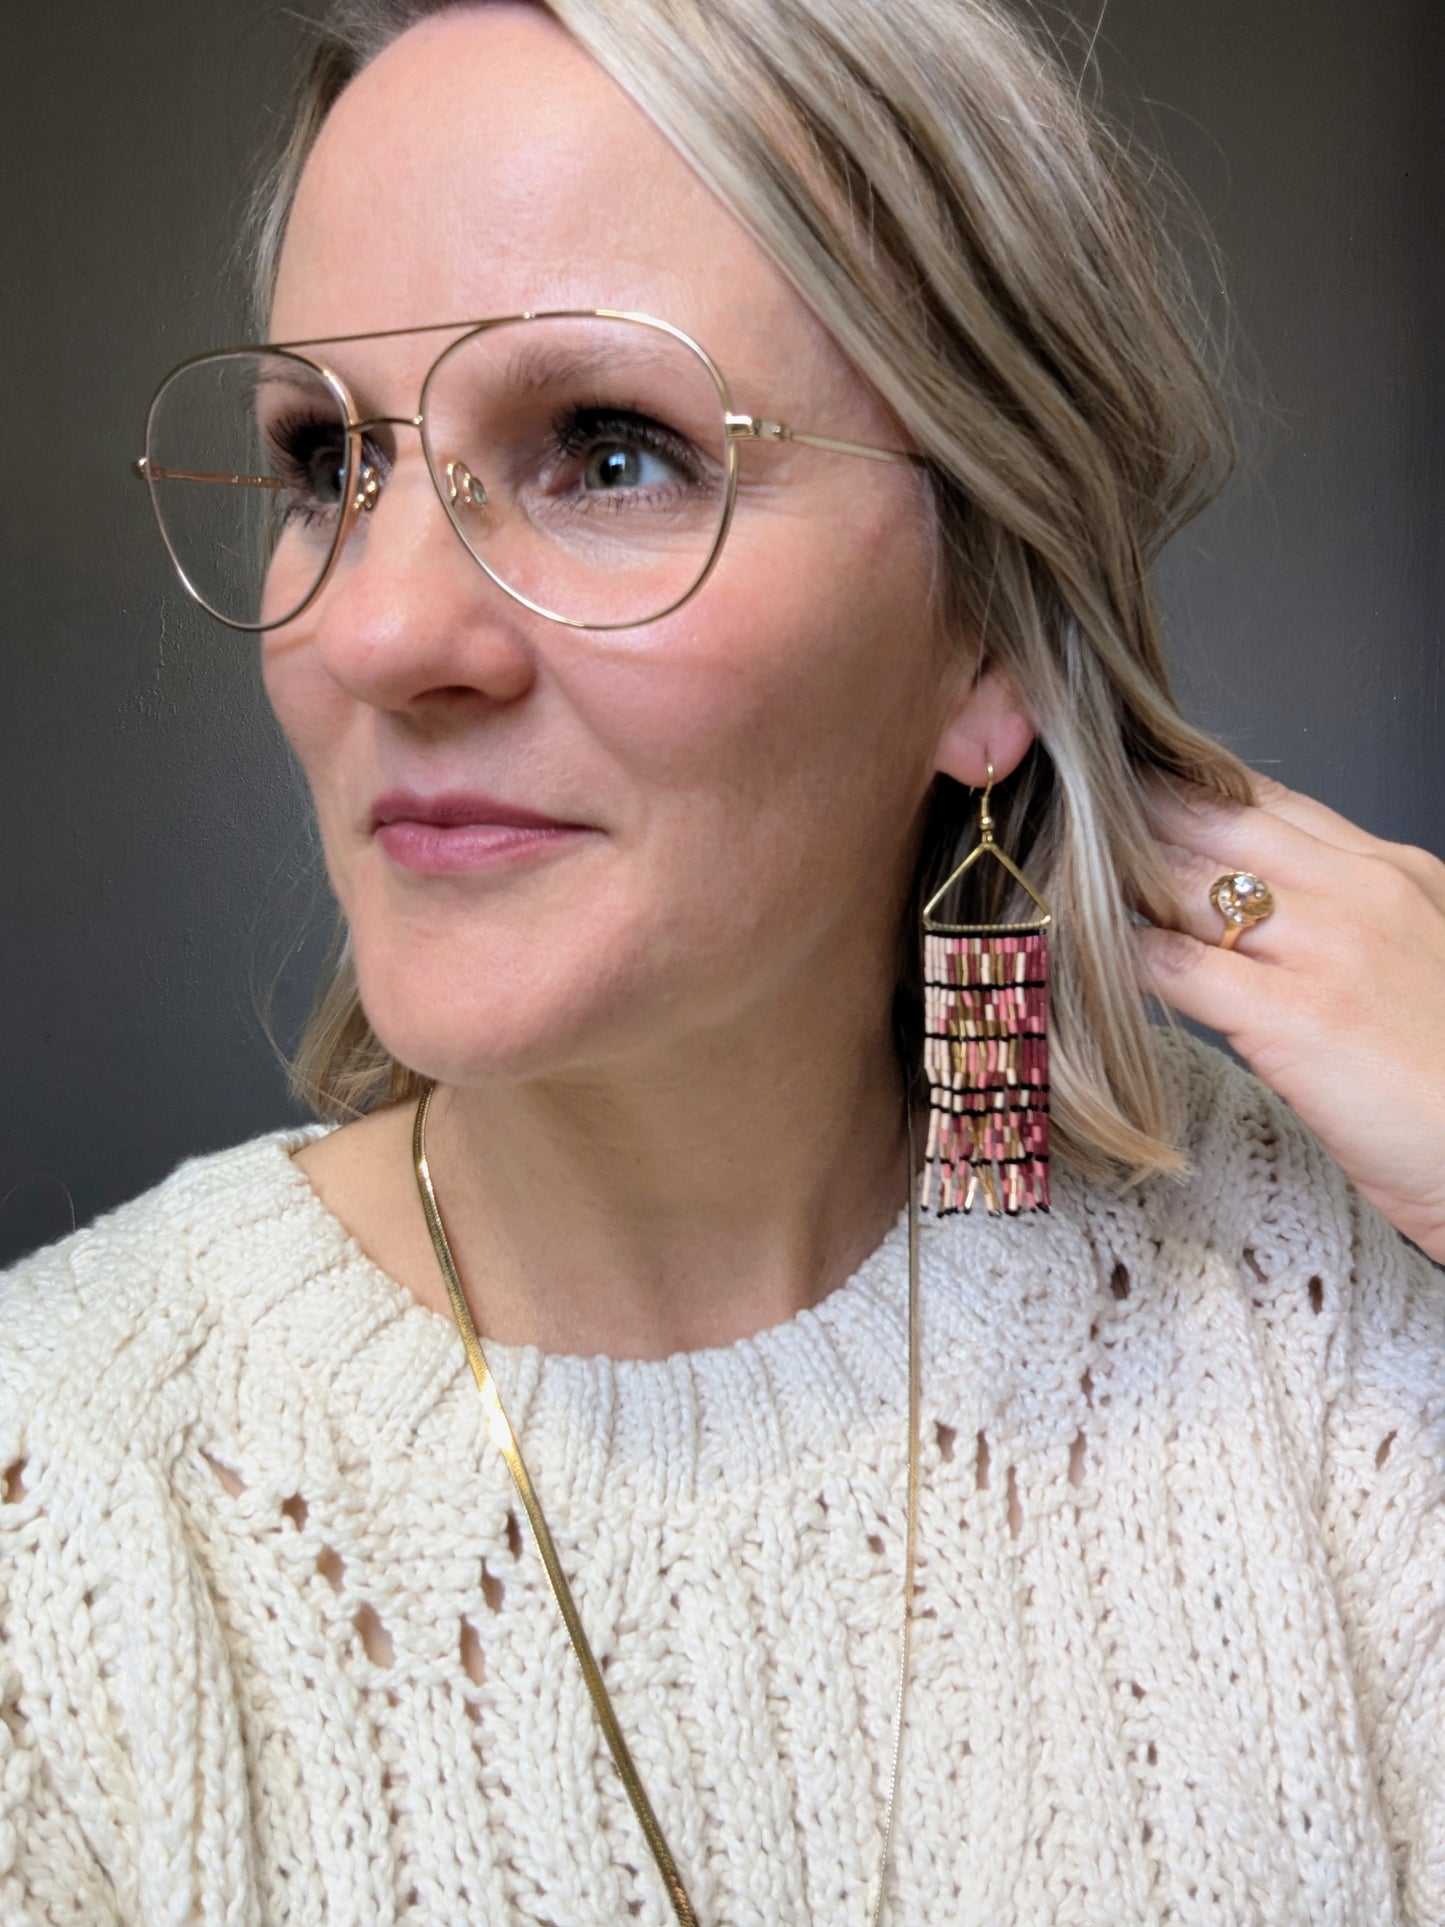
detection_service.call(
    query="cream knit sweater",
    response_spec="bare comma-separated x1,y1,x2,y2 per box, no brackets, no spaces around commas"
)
1,1032,1441,1927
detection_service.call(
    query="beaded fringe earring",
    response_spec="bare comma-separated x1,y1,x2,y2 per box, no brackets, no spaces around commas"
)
920,764,1053,1216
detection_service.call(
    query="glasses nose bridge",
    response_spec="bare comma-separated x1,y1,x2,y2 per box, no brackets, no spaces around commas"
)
346,408,490,534
346,409,430,520
353,411,424,437
351,409,426,463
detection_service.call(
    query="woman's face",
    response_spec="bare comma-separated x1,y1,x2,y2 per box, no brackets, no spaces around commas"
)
265,4,958,1089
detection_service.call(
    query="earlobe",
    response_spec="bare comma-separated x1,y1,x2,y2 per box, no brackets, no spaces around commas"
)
933,655,1036,788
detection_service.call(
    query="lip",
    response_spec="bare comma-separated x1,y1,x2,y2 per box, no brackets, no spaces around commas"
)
371,789,597,875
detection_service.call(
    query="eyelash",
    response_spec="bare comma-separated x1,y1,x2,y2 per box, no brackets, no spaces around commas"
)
549,404,704,484
262,398,706,524
266,409,358,524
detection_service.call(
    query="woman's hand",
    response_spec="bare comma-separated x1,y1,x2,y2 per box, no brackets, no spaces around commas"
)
1131,770,1445,1263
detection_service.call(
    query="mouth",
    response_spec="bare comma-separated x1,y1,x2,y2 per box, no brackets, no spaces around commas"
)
370,789,597,875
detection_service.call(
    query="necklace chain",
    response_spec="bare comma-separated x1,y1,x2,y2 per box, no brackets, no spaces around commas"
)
412,1084,921,1926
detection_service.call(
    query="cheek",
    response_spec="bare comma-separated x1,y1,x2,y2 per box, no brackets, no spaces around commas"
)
259,635,357,852
531,496,945,1010
260,628,306,738
569,500,941,835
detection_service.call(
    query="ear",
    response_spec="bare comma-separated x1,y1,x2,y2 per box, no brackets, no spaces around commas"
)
933,653,1036,787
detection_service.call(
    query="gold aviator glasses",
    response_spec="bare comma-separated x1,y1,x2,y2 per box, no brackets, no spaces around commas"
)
134,309,924,633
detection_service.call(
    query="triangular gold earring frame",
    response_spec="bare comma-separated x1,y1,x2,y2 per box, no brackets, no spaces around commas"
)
921,766,1052,935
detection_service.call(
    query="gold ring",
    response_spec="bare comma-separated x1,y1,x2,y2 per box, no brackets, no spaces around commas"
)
1210,871,1275,951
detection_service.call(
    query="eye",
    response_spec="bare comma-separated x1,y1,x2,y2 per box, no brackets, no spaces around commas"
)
265,408,350,509
582,442,677,491
552,406,702,494
301,444,348,505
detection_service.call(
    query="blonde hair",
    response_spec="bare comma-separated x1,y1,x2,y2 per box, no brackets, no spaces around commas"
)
253,0,1255,1185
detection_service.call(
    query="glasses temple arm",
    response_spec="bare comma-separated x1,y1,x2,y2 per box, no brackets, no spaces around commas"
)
133,457,292,489
791,431,924,466
723,414,924,467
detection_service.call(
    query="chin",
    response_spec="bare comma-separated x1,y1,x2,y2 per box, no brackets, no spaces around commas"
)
349,927,650,1092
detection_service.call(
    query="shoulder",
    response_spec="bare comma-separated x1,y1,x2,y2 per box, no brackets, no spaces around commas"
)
1128,1022,1441,1331
1127,1022,1370,1281
1039,1025,1442,1455
0,1124,330,1472
1120,1025,1443,1477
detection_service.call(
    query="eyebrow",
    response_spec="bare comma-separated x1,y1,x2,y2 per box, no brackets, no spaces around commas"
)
490,335,683,396
250,359,340,399
261,321,709,404
244,313,794,466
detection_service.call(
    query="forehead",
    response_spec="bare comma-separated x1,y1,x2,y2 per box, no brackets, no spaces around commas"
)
270,6,834,389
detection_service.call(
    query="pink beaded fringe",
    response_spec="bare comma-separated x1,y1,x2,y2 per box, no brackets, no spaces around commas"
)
922,929,1050,1216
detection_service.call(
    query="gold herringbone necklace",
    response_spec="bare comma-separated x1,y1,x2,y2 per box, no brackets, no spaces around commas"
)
412,1083,921,1926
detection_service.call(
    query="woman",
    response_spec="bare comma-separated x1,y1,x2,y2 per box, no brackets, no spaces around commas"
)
2,1,1442,1921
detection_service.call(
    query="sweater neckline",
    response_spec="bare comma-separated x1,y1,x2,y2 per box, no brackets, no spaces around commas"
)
209,1124,1065,1501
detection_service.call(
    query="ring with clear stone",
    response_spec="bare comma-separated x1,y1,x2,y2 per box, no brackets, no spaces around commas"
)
1209,871,1276,951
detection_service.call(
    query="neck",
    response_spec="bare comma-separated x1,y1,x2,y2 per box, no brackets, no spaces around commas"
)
421,1011,912,1360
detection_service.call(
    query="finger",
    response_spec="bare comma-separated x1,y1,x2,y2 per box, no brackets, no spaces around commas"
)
1143,771,1445,914
1142,839,1300,955
1130,921,1294,1037
1238,771,1399,856
1139,777,1364,896
1242,775,1445,902
1143,770,1383,857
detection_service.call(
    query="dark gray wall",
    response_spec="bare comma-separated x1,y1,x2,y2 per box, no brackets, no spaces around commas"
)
1093,0,1442,833
4,1,1441,1267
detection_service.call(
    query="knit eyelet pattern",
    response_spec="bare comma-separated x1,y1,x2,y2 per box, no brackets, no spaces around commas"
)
1,1030,1441,1925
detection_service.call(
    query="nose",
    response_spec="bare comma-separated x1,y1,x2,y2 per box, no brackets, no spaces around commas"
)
299,438,537,713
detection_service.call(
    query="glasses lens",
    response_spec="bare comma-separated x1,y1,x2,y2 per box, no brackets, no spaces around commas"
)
144,350,351,630
421,314,732,627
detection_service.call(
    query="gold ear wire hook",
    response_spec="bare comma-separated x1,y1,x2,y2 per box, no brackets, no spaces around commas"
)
921,757,1052,933
977,761,996,844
